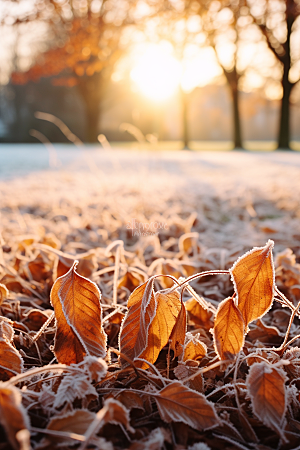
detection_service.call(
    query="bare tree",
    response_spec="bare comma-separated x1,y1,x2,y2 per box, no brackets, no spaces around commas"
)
247,0,300,149
5,0,149,142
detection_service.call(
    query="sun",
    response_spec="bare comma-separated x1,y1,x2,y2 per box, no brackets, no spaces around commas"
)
130,44,182,102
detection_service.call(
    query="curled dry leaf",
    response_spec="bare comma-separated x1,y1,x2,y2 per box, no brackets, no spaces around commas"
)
53,374,98,409
169,297,187,357
53,252,97,281
119,278,156,366
0,283,9,305
138,290,181,368
45,409,95,444
174,361,204,393
77,355,107,383
230,240,275,328
182,332,207,362
154,381,219,431
0,320,23,379
185,298,214,330
101,398,134,432
0,384,31,450
212,296,244,361
246,362,287,438
50,260,107,365
120,280,182,368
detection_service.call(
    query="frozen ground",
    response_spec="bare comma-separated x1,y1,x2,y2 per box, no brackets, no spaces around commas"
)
1,144,300,254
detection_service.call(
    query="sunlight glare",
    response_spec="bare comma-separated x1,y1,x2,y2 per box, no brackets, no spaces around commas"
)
131,45,181,101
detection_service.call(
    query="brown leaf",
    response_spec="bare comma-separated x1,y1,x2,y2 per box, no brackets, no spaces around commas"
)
212,296,244,361
0,384,30,450
185,297,214,330
230,240,275,327
154,381,219,431
0,321,23,380
23,309,52,332
169,298,187,357
174,362,204,393
46,409,95,443
119,278,156,365
101,398,134,432
118,271,145,292
246,362,287,438
0,283,9,305
248,319,282,345
50,260,107,365
53,252,97,280
114,390,145,411
182,332,207,362
138,290,181,368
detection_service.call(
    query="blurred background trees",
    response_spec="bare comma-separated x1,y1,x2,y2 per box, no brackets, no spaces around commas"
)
0,0,299,148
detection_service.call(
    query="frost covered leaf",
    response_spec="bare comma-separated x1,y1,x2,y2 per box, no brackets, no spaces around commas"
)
0,320,23,379
183,332,207,362
169,298,187,357
53,253,97,280
230,240,275,327
0,283,9,305
119,278,156,365
50,260,107,365
77,356,107,383
154,381,219,431
174,362,204,393
101,398,134,432
0,384,30,450
46,409,95,443
246,362,287,437
53,374,98,409
138,290,181,368
185,298,214,330
114,390,145,411
212,296,244,361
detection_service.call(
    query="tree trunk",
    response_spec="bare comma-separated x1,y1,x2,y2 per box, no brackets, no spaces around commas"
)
180,87,189,149
277,76,293,150
277,10,294,151
77,74,102,143
224,68,243,149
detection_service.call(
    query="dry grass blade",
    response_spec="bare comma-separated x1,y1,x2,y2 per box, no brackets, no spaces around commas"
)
246,361,287,439
230,240,275,327
154,381,220,431
119,278,156,366
50,260,107,365
212,296,245,360
0,384,31,450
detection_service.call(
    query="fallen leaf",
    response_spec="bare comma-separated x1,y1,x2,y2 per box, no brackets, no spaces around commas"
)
154,381,219,431
0,283,9,305
174,361,204,393
182,332,207,362
246,362,287,438
0,384,30,450
169,296,187,358
46,409,95,443
119,278,156,365
212,296,244,360
0,320,23,380
50,260,107,365
138,290,181,368
185,298,214,330
230,240,275,327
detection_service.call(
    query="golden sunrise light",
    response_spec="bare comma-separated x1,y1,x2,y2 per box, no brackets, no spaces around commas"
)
130,44,182,101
